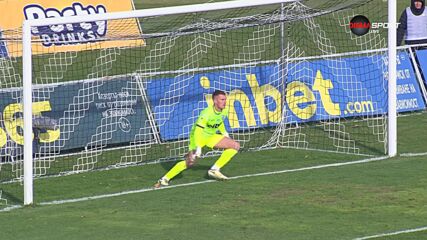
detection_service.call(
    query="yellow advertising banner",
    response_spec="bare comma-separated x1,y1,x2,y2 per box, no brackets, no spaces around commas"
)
0,0,144,57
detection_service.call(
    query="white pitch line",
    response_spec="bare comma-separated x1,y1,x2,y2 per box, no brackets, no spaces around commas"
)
353,226,427,239
400,152,427,157
38,155,388,206
39,180,217,206
0,205,23,212
229,156,388,180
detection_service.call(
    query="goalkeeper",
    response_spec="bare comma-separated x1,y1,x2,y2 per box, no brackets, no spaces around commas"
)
154,90,240,188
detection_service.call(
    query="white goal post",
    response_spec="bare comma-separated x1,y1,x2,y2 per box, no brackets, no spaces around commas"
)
21,0,397,205
388,0,397,157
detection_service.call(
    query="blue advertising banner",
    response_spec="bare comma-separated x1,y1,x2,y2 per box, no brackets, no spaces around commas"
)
415,49,427,87
147,52,426,141
0,30,8,58
396,50,426,111
0,52,424,154
0,76,152,156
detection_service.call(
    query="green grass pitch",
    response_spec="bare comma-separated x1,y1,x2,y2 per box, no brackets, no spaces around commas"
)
0,112,426,240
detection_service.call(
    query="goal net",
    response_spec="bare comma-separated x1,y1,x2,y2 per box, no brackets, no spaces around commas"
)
1,0,395,191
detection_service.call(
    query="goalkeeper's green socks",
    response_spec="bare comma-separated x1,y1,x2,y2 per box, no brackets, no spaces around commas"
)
210,149,238,170
162,149,237,181
164,160,187,181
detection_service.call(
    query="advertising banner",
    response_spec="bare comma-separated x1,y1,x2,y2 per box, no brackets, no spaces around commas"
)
396,50,426,111
0,30,8,58
0,53,424,153
0,0,144,57
415,49,427,87
146,52,426,141
0,76,153,156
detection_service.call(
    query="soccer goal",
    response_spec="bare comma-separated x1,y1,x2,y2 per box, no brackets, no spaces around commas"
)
0,0,398,205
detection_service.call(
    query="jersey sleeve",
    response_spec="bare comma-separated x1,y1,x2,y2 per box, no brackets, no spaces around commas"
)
193,125,205,148
397,9,407,46
193,109,208,147
195,110,208,128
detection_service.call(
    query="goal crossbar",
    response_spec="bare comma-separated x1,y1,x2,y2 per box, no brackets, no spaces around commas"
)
24,0,297,27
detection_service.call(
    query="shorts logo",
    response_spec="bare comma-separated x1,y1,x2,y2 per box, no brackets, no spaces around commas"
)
349,15,370,36
23,3,107,47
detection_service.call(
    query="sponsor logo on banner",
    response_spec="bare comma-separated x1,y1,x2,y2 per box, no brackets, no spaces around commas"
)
0,0,144,57
395,51,426,110
0,77,153,157
146,52,426,141
24,3,108,47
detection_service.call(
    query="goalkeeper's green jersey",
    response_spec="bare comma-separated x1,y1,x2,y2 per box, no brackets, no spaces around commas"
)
190,106,229,146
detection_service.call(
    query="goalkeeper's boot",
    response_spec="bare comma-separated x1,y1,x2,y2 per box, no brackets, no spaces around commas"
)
154,178,169,188
208,169,229,181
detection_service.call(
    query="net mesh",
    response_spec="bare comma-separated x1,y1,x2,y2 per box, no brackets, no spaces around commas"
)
0,0,390,182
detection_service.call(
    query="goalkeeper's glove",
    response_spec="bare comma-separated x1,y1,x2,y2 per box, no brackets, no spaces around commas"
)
223,132,229,138
195,146,202,157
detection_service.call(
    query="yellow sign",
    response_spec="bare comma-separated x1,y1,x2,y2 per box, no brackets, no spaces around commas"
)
0,0,144,57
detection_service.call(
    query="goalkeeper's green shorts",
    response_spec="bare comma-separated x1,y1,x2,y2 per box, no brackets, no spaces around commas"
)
188,133,224,151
